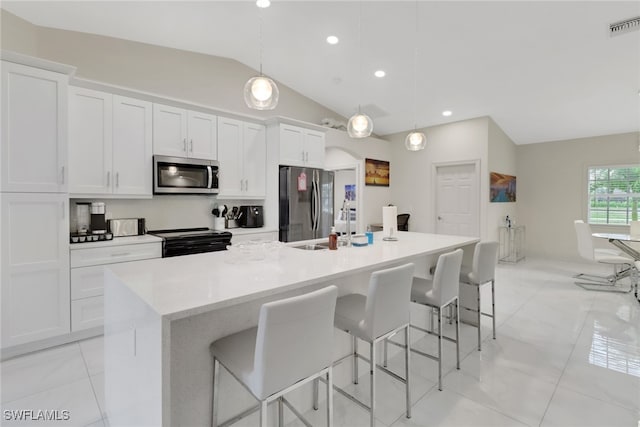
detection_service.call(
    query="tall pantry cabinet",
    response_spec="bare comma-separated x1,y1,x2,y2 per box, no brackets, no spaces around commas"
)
0,57,74,349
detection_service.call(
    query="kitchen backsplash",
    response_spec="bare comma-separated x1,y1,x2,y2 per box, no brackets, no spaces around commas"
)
69,196,256,232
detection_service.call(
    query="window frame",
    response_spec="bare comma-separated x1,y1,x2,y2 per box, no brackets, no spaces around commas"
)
586,164,640,226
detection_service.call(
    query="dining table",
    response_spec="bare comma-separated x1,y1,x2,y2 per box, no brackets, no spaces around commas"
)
592,232,640,303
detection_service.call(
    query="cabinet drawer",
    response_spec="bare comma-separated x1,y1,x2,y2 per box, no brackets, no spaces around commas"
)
231,232,278,244
71,265,105,300
71,296,104,332
70,242,161,268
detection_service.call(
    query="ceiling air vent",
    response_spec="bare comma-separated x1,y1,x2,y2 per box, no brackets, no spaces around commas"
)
609,16,640,37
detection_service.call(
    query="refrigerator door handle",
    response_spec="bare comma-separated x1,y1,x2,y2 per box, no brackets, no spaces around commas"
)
314,170,321,232
310,178,317,233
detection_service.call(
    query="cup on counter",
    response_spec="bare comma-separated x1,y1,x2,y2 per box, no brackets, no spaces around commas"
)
213,217,225,231
366,231,374,245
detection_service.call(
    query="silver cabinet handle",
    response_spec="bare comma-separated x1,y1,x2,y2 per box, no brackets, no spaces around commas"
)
61,166,65,185
301,151,305,162
245,179,248,192
116,172,120,188
107,171,111,187
183,138,187,152
111,252,131,257
190,139,193,153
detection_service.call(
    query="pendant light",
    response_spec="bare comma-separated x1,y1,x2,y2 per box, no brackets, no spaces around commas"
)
244,3,279,110
405,1,426,151
347,2,373,138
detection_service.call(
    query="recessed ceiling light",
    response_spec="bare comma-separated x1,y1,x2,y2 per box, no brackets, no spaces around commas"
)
374,70,386,78
256,0,270,8
442,110,452,117
326,35,339,45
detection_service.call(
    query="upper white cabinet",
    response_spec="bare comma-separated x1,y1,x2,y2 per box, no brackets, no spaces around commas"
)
1,193,70,348
279,124,325,168
153,104,217,160
1,61,68,193
68,87,152,197
217,117,266,199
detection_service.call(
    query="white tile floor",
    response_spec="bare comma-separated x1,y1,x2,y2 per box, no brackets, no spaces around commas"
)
1,258,639,426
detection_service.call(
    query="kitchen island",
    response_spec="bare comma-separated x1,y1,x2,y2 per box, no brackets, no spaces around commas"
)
104,232,478,426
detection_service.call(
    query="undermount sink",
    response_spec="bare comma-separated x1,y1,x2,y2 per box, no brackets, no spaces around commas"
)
292,242,330,250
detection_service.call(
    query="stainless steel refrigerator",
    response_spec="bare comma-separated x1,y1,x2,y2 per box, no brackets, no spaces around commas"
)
279,166,334,242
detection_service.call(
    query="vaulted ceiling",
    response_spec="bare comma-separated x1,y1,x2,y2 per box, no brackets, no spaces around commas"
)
3,1,639,144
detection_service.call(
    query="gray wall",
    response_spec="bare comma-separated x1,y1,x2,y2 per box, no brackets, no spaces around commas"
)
517,132,640,261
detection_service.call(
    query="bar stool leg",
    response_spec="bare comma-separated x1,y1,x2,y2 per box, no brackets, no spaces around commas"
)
404,325,411,418
455,299,460,370
313,378,319,410
260,400,268,427
211,357,220,427
278,396,284,427
437,308,443,391
353,336,359,385
370,342,376,427
491,280,496,339
383,339,388,368
477,285,482,351
326,369,333,427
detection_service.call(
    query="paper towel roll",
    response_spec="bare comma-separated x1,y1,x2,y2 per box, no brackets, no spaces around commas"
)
383,206,398,239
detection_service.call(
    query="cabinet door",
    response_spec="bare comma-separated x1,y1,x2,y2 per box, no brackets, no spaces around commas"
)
1,62,68,193
1,193,70,348
243,123,266,198
68,87,113,195
304,130,325,169
187,110,217,160
217,117,243,197
152,103,187,157
279,124,305,167
113,96,152,196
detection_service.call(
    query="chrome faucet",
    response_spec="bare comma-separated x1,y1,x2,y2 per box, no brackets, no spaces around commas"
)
340,199,352,247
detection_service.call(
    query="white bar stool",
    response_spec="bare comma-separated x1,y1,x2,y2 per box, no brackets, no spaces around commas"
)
459,241,499,351
210,285,338,427
327,263,415,427
409,249,463,391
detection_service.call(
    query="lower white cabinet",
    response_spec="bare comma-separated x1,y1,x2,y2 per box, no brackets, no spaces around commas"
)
70,239,161,332
0,193,70,348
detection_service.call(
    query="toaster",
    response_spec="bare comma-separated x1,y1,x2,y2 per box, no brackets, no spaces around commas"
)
238,206,263,228
108,218,146,236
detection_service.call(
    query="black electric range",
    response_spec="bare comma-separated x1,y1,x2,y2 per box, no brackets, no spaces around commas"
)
148,228,232,258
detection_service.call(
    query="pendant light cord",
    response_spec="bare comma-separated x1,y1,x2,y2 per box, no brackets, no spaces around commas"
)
413,0,418,130
358,0,362,114
259,7,264,75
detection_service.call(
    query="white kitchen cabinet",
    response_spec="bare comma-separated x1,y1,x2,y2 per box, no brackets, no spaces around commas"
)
1,61,68,193
69,87,113,194
68,88,152,197
0,193,70,348
112,95,153,195
278,124,325,168
153,103,217,160
70,238,161,332
217,117,266,199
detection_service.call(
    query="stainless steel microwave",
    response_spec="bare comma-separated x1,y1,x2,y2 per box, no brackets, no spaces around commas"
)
153,155,219,195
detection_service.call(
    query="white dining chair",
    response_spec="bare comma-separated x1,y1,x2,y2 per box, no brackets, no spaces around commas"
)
459,241,499,351
210,285,338,427
409,249,463,391
328,263,415,427
574,220,633,292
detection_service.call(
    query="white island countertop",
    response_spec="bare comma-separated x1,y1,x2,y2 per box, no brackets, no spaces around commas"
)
106,232,479,321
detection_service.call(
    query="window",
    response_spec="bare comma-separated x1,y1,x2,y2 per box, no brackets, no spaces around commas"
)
588,166,640,225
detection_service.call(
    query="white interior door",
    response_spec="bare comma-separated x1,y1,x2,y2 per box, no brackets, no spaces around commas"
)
435,163,479,237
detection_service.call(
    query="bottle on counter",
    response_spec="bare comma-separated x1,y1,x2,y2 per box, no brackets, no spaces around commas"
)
366,225,374,245
329,226,338,250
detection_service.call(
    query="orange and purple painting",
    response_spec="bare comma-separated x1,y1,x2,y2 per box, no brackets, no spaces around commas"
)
365,158,390,186
490,172,516,202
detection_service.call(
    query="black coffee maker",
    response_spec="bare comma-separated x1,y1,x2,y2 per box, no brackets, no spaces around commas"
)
238,206,264,228
90,202,107,234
